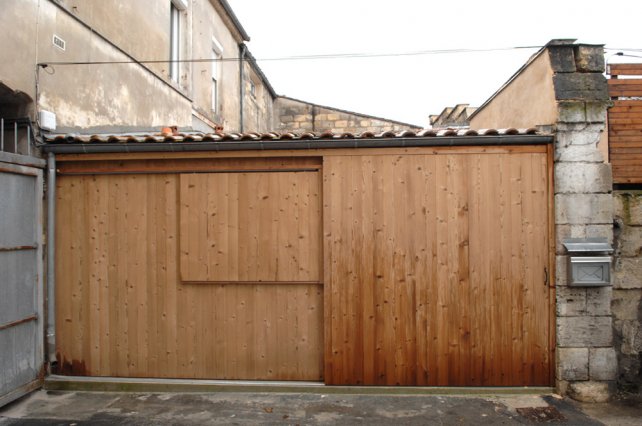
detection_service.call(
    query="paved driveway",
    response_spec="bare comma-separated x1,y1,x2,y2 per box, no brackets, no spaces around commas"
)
0,390,622,425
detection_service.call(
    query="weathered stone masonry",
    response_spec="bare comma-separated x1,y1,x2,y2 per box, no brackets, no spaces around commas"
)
613,191,642,390
274,96,421,134
551,43,617,402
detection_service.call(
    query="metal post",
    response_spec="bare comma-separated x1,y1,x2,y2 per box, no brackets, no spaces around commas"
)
14,122,18,154
27,124,31,157
46,153,57,363
1,118,4,152
239,44,246,133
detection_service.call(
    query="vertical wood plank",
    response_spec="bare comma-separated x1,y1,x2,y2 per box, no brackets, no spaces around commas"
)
360,156,376,384
467,154,483,386
55,176,73,371
435,155,449,385
165,174,179,377
323,158,335,384
94,176,110,376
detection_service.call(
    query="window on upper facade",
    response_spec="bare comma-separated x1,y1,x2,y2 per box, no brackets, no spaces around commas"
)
212,37,223,113
169,4,180,82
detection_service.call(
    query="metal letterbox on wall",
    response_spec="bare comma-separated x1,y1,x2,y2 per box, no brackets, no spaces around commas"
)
562,238,613,287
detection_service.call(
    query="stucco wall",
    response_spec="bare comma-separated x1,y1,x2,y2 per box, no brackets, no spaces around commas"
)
0,0,193,132
36,1,192,131
0,0,40,107
57,0,173,81
0,0,279,133
469,51,558,129
274,97,421,134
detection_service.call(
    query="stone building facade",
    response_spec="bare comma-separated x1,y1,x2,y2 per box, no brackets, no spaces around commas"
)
274,96,421,134
1,1,419,139
0,0,276,135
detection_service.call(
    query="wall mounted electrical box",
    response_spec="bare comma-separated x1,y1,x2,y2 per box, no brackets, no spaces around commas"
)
39,110,56,132
563,238,613,287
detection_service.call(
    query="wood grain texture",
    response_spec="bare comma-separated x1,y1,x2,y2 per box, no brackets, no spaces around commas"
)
57,157,322,175
609,63,642,76
323,152,552,386
56,149,552,385
179,171,321,283
55,145,546,164
56,171,323,380
609,100,642,184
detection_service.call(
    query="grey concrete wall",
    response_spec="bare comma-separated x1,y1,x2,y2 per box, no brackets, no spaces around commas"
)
274,97,421,134
613,191,642,391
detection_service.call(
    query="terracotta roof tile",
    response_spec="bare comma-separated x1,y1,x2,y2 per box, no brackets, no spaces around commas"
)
417,129,437,137
44,128,542,145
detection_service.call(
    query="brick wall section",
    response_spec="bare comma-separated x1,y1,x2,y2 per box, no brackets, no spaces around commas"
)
274,96,421,134
613,192,642,391
551,43,617,402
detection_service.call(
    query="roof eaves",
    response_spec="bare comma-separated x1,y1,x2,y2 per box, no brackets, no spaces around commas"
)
216,0,250,42
41,130,553,154
243,47,277,99
42,129,553,154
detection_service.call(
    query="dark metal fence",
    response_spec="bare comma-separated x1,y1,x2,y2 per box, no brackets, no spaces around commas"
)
0,117,35,157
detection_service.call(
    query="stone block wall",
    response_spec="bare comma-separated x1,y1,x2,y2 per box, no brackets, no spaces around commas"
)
613,191,642,391
274,96,421,134
551,43,616,402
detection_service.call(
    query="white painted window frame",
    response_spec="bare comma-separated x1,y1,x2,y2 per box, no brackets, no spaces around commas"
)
169,3,181,82
171,0,188,10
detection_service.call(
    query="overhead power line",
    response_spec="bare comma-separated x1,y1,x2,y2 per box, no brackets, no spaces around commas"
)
604,47,642,53
37,45,544,67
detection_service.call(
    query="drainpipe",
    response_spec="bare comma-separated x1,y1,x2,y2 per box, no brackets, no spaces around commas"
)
239,44,246,132
46,152,56,364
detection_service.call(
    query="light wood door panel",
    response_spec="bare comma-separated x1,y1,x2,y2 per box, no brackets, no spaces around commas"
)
56,170,324,380
179,171,322,283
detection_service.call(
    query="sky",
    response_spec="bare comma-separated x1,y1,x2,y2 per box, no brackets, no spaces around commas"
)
226,0,641,127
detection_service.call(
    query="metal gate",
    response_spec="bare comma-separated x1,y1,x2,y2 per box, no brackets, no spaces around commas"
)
0,151,45,407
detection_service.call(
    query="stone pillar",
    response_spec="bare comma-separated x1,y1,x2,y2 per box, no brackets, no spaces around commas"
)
550,43,616,402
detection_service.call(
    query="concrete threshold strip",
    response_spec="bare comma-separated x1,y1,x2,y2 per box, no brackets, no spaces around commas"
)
45,376,553,396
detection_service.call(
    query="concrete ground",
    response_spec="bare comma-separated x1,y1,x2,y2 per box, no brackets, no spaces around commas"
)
2,390,641,425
